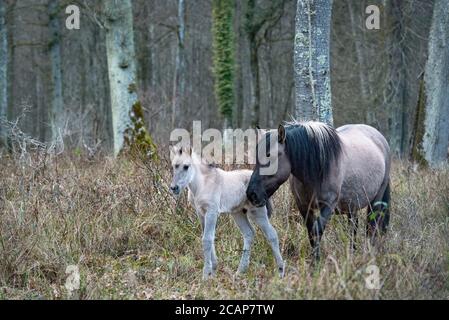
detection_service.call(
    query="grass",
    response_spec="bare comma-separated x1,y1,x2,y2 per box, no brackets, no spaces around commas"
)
0,150,448,299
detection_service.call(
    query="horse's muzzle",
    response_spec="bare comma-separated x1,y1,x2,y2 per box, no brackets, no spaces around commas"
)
247,192,266,208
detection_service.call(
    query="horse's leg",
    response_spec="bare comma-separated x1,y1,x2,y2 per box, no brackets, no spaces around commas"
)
290,177,316,250
248,208,285,277
311,200,337,262
301,209,316,249
231,210,255,275
202,209,219,280
347,212,358,252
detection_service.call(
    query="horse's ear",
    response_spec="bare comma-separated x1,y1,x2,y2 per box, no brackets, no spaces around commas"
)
278,125,286,144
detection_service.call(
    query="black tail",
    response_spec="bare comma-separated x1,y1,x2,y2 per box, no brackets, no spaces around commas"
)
266,198,273,219
380,182,391,232
367,181,391,237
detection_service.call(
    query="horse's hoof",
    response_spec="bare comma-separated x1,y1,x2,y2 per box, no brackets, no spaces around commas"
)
278,262,286,278
202,273,213,281
202,268,215,281
236,266,249,275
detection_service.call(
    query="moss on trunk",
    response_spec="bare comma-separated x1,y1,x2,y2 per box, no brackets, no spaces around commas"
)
124,101,158,160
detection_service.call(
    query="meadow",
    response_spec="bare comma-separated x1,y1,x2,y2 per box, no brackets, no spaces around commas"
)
0,150,448,299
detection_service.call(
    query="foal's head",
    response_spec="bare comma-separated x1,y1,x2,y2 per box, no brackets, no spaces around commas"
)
169,145,195,195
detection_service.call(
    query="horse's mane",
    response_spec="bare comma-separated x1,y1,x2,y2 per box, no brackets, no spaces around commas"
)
283,121,342,193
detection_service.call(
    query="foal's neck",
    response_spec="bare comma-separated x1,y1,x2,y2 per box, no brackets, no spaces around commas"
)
187,153,210,197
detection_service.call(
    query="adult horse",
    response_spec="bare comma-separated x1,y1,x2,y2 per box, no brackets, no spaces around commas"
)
246,121,391,260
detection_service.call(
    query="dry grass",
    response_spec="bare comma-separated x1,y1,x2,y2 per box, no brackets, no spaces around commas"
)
0,151,448,300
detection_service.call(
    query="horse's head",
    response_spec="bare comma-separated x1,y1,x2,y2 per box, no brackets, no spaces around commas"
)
246,125,291,207
169,144,195,196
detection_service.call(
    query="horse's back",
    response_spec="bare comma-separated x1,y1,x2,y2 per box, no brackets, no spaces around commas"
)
338,124,390,157
336,124,391,211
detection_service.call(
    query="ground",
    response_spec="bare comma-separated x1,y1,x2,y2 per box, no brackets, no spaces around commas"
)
0,150,448,299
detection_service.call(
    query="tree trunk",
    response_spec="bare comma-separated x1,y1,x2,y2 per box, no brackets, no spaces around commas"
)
0,0,7,147
294,0,333,125
410,74,426,165
212,0,235,128
422,0,449,167
234,0,244,128
384,0,407,156
172,0,186,128
104,0,139,156
346,0,371,106
249,38,260,126
48,0,64,142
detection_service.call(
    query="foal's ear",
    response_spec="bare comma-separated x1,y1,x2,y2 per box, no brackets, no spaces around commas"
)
182,145,192,156
278,125,286,144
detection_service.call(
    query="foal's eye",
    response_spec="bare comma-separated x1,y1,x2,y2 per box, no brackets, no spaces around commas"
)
183,165,190,170
175,164,180,169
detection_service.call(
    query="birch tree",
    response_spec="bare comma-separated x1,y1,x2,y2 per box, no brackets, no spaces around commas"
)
422,0,449,167
48,0,64,142
294,0,333,125
0,0,7,146
103,0,139,155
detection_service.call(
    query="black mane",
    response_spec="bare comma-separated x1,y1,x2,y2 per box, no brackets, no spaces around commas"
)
284,122,342,193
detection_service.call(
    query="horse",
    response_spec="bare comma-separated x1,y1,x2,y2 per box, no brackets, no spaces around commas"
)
246,121,391,261
169,144,285,280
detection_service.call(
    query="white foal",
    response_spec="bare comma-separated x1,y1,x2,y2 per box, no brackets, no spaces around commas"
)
169,145,284,280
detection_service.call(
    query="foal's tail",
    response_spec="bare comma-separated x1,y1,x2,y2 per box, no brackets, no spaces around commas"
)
266,198,273,219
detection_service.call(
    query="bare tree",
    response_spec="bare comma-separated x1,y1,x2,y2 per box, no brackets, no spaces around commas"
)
422,0,449,167
384,0,407,156
244,0,285,127
0,0,8,147
294,0,333,124
48,0,64,142
103,0,139,155
171,0,186,128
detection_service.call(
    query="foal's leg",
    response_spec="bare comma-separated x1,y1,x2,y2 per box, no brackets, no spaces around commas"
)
197,210,218,272
249,208,285,277
231,210,255,274
202,209,219,280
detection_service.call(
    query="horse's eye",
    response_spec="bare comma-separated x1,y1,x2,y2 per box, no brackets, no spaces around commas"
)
175,164,180,169
183,165,189,171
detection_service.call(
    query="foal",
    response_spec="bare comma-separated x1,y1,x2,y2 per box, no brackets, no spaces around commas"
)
169,145,284,280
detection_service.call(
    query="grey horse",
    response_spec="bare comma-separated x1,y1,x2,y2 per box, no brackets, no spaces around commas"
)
246,121,391,261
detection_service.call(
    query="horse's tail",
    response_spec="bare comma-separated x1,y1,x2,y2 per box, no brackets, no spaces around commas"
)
380,181,391,233
266,198,273,219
